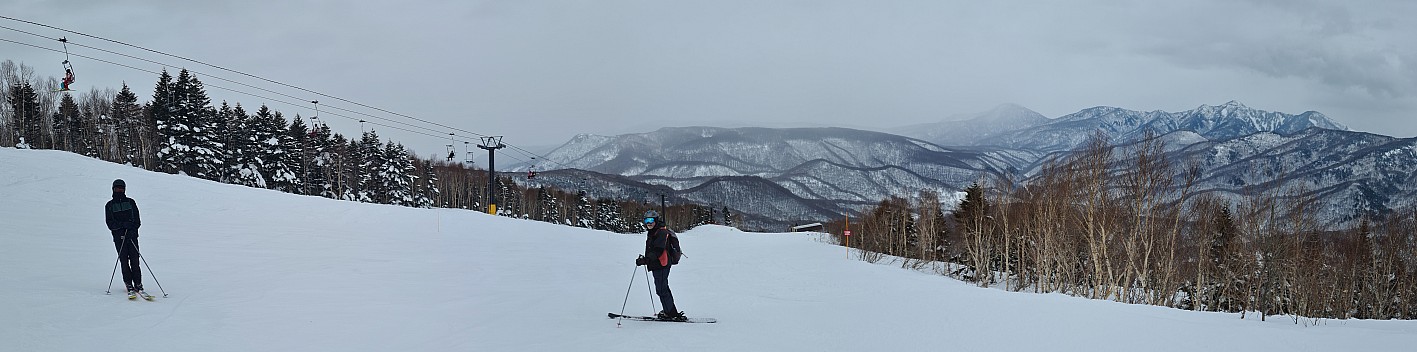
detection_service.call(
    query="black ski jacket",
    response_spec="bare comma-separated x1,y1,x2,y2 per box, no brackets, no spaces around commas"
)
643,225,680,271
105,192,141,240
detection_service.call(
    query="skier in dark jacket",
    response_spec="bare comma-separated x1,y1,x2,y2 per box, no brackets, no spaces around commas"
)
105,179,144,296
635,210,684,321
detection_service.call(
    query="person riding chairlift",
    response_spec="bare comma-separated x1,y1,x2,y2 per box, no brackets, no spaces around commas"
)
61,61,75,91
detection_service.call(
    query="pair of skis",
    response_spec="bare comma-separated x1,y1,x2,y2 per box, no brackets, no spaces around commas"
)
607,312,716,324
125,291,155,301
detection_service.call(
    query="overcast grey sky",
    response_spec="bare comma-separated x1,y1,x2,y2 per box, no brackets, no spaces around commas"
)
5,0,1414,161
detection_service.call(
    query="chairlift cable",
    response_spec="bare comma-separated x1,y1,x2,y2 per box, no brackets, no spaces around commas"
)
1,24,471,140
0,15,493,139
3,21,518,162
7,20,522,160
1,36,471,145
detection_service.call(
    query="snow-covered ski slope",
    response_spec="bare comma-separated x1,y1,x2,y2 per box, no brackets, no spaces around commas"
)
2,147,1415,351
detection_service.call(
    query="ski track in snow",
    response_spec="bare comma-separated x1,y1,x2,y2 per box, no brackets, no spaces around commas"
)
2,147,1416,351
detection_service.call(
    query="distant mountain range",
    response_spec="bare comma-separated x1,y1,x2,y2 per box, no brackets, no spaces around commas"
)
518,102,1410,229
525,127,1023,226
1174,128,1416,224
888,103,1050,147
996,101,1346,153
896,100,1347,153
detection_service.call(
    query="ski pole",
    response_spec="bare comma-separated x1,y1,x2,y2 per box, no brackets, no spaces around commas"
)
138,254,169,297
617,263,639,326
643,266,658,314
104,255,119,295
106,232,137,295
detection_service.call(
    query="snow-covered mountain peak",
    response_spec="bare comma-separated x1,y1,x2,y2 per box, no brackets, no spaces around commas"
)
1219,100,1248,109
890,104,1050,146
1193,100,1249,113
1058,106,1135,122
568,133,613,143
1295,110,1348,131
1194,100,1258,116
987,102,1351,153
981,103,1048,121
1176,102,1347,139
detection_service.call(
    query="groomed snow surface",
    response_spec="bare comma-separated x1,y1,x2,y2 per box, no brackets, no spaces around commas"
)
3,147,1415,351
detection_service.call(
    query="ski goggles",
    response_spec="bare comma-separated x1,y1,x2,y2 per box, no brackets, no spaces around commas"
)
644,218,655,224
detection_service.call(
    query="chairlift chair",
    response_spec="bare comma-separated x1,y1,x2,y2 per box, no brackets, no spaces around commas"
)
463,142,475,164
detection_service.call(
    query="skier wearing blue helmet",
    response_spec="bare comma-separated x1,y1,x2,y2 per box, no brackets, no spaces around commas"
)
635,210,685,321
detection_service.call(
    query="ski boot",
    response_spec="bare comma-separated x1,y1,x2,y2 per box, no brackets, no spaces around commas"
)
656,311,687,322
134,285,152,300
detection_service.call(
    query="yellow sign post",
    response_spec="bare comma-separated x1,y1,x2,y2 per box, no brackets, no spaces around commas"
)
844,215,851,259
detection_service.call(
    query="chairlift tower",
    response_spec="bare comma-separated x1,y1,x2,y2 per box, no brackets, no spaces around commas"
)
303,100,319,196
478,136,506,215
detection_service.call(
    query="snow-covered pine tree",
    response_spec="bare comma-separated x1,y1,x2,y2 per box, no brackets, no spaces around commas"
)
75,90,109,158
52,94,79,152
1204,202,1239,312
329,132,353,200
154,69,223,179
354,131,383,203
380,141,416,206
95,92,118,159
496,176,519,217
219,102,265,187
244,106,272,185
695,205,714,227
509,187,528,219
536,187,560,222
903,205,919,256
722,206,734,227
147,70,176,166
414,157,438,208
575,191,593,228
135,89,160,170
255,107,301,193
612,201,629,232
215,101,233,171
149,70,178,172
602,199,629,233
109,84,145,165
308,124,340,198
350,131,380,203
333,135,355,200
9,83,43,149
467,172,483,212
594,199,615,231
284,116,310,194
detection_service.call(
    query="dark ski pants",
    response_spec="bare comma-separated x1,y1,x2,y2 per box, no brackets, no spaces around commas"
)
114,237,142,291
652,267,676,314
